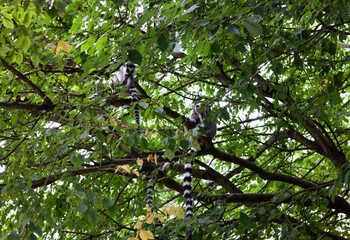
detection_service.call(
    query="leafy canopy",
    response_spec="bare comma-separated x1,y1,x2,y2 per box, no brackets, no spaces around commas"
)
0,0,350,239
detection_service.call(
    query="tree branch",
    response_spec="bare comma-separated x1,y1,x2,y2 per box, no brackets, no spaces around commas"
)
0,101,50,111
0,57,54,109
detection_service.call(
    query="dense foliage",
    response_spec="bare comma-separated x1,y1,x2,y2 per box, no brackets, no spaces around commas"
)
0,0,350,239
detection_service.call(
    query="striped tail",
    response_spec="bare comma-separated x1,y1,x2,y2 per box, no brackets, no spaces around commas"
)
184,162,193,219
146,173,154,211
128,87,140,127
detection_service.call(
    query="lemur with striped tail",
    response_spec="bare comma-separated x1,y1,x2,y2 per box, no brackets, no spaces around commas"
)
110,62,170,211
110,62,140,127
145,162,169,211
184,100,217,235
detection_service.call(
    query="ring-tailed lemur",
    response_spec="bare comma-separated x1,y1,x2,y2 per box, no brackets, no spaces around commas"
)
146,172,154,209
110,62,140,128
184,101,217,222
145,162,170,212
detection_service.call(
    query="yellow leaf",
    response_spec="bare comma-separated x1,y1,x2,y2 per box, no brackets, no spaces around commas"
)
175,130,179,135
166,205,171,211
169,206,175,216
164,212,168,219
110,119,118,126
157,214,164,223
146,206,152,212
121,164,131,173
140,230,154,240
174,206,185,219
56,40,70,54
137,158,143,166
154,154,158,165
162,207,168,218
147,131,153,138
61,41,70,52
133,170,140,177
147,154,153,162
115,165,121,173
146,212,155,224
136,220,142,230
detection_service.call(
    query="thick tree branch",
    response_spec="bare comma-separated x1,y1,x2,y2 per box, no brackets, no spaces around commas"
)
0,167,117,191
256,73,347,168
212,147,315,189
0,57,54,109
0,101,50,111
194,159,242,193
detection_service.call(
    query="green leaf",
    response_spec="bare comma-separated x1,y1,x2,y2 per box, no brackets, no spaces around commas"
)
35,3,42,15
57,1,67,12
16,52,23,65
23,12,32,28
23,0,30,11
164,148,175,160
246,15,262,22
138,101,149,108
96,131,105,142
157,35,169,52
155,106,165,115
239,212,251,226
258,207,266,215
227,23,239,34
180,139,191,149
78,203,88,214
140,137,148,149
0,46,11,57
128,50,142,65
219,107,230,121
293,55,303,68
36,0,45,6
3,18,14,29
182,5,199,15
107,205,118,217
43,214,55,226
243,19,262,36
95,35,107,51
22,36,31,52
81,37,96,51
85,208,100,225
75,189,86,200
33,224,43,237
28,233,37,240
8,50,16,63
80,130,89,139
47,6,58,18
70,154,84,167
8,232,20,240
87,191,97,201
101,198,114,209
210,43,220,53
139,10,153,25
